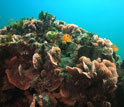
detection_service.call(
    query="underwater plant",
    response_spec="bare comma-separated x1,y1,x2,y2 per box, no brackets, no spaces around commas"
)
47,31,58,39
6,33,12,42
0,11,123,107
39,11,55,22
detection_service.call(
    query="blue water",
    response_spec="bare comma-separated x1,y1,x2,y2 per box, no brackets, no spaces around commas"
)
0,0,124,60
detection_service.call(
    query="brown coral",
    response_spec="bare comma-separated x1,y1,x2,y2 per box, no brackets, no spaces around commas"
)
0,75,15,91
43,46,61,70
57,56,118,106
61,24,78,33
33,53,42,70
93,36,111,48
5,56,38,90
0,12,119,107
24,19,43,32
0,27,7,35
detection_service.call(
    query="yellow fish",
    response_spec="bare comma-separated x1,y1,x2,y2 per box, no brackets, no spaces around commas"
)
62,34,71,42
112,44,118,52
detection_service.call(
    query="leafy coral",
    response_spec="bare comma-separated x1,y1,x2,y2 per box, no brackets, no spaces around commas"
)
0,11,123,107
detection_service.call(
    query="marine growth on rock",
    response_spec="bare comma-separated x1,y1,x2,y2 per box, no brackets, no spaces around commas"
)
0,11,122,107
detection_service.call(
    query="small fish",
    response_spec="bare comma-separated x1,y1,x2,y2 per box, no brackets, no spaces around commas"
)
62,34,71,42
112,44,118,52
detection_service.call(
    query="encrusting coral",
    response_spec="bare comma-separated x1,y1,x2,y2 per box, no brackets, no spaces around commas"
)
0,11,122,107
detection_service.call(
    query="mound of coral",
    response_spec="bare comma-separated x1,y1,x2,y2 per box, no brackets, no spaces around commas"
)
0,11,122,107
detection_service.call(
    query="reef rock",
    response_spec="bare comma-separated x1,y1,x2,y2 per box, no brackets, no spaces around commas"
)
0,11,120,107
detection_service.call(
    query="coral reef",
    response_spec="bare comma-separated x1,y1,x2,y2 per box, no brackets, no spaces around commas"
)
0,11,122,107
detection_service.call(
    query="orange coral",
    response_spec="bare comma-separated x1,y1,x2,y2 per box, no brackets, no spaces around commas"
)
62,34,71,42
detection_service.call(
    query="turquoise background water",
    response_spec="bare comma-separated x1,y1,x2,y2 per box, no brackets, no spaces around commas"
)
0,0,124,60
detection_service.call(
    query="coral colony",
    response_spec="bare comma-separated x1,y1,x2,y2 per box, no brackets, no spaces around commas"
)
0,11,124,107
